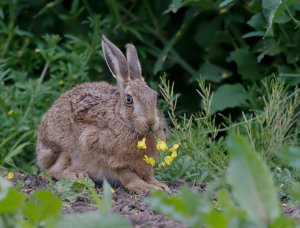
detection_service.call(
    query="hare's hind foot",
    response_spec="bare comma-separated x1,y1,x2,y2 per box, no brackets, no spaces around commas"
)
48,153,87,181
50,167,88,182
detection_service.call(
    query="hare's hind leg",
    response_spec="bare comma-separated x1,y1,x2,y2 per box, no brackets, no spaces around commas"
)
37,143,59,169
48,152,87,181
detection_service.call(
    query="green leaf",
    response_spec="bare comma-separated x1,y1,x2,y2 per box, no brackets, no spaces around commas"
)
226,134,281,226
146,186,204,226
262,0,282,34
270,215,296,228
228,47,261,81
164,0,214,14
198,61,230,82
289,182,300,201
0,177,12,201
104,0,120,22
247,13,266,31
219,0,235,8
102,180,112,213
58,211,131,228
203,209,228,228
210,84,249,114
0,189,26,213
277,146,300,169
22,190,62,227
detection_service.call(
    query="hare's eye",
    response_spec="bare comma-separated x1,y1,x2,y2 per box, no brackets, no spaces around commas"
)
126,95,133,105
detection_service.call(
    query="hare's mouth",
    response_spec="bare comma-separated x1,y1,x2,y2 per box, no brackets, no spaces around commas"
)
131,116,159,134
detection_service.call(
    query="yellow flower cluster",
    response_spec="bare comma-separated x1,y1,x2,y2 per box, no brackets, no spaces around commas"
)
136,137,179,167
159,143,179,167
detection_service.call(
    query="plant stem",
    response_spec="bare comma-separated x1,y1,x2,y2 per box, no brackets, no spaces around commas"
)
23,61,50,119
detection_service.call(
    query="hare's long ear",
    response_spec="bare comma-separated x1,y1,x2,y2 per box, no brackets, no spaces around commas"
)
125,44,143,81
101,36,129,85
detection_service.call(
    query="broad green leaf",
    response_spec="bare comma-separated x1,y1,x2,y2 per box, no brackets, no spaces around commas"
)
228,47,261,81
0,189,26,213
101,180,112,213
198,61,230,82
194,18,221,49
219,0,235,8
164,0,184,13
164,0,214,14
203,209,228,228
274,0,297,21
0,177,12,200
270,215,296,228
22,190,62,227
242,31,265,39
210,84,249,114
227,134,281,226
146,186,204,227
58,211,131,228
247,13,266,31
277,146,300,169
289,182,300,201
262,0,282,34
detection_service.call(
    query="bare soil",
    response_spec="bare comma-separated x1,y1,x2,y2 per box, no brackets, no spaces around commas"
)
4,172,300,227
6,172,206,227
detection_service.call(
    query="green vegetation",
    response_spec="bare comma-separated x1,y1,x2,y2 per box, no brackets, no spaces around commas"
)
0,177,131,227
0,0,300,227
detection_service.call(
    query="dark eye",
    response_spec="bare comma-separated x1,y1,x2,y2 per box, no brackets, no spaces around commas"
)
126,95,133,105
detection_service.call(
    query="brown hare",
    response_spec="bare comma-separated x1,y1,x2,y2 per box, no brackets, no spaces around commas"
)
36,36,170,194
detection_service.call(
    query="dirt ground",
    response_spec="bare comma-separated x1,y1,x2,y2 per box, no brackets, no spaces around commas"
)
5,172,300,227
7,172,206,227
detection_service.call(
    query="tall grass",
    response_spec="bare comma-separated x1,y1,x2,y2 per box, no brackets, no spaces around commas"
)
157,77,300,182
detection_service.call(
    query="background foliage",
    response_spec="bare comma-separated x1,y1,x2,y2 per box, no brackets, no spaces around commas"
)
1,0,299,170
0,0,299,189
1,0,300,227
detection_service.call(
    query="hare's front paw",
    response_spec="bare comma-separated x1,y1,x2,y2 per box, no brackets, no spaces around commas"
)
148,178,171,193
63,170,88,182
126,182,155,195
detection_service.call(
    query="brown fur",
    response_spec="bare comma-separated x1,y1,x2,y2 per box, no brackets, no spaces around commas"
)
36,36,170,194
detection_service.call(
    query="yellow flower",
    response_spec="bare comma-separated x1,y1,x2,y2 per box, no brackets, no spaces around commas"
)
58,80,64,86
6,172,14,180
111,188,115,193
171,144,179,151
219,8,227,14
143,155,155,166
137,138,147,149
164,156,173,166
171,150,177,158
156,139,168,151
7,110,14,116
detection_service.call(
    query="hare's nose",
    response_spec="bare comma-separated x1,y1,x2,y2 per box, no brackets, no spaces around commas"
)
146,118,159,131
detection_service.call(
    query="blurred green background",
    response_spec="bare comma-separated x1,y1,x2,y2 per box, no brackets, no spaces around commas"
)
0,0,300,170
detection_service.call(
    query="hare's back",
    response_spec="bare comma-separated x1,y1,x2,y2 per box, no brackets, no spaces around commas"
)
40,82,118,143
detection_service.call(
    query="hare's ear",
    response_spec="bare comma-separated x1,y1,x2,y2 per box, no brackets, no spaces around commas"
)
101,36,129,84
125,44,143,81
